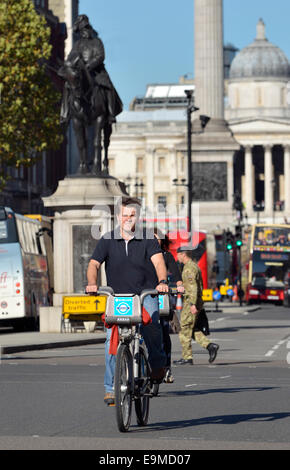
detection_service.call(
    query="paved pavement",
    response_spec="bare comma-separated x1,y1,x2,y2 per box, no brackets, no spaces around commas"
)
0,330,106,355
0,303,259,355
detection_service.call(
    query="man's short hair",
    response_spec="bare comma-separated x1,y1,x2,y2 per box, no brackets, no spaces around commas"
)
116,197,141,216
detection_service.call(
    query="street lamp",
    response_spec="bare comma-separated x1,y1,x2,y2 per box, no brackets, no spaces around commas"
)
184,90,210,235
125,175,145,199
135,179,144,198
172,178,187,208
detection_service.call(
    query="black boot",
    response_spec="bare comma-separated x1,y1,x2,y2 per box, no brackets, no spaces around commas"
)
173,358,193,365
207,343,219,363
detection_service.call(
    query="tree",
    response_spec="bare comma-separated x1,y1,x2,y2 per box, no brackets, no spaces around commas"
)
0,0,63,188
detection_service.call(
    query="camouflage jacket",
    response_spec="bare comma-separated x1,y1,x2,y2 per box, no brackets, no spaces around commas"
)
182,259,204,311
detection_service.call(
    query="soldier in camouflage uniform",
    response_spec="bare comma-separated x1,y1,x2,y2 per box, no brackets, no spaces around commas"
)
173,246,219,365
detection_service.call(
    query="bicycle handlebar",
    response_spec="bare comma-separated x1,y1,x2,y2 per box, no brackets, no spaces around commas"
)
86,286,184,297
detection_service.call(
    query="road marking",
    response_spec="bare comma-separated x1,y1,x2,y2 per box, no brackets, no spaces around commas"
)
265,338,288,357
219,375,231,379
185,383,197,387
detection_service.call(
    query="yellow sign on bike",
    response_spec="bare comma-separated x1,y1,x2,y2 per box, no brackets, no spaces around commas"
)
62,295,106,315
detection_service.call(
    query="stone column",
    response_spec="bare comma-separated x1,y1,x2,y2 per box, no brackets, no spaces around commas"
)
264,145,274,215
284,145,290,214
194,0,224,122
244,146,254,214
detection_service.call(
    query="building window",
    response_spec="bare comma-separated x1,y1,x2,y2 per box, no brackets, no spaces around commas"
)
157,195,167,207
158,157,165,173
136,157,144,174
180,155,185,173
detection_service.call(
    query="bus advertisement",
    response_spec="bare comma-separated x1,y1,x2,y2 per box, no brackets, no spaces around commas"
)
0,207,53,330
246,223,290,304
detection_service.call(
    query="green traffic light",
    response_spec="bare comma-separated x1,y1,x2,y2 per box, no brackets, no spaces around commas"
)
236,240,243,247
226,243,232,250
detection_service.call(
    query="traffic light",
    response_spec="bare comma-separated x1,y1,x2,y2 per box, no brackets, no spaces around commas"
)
233,191,243,212
225,230,234,251
235,225,243,247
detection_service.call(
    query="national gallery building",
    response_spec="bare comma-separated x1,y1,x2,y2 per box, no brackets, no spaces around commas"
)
108,20,290,231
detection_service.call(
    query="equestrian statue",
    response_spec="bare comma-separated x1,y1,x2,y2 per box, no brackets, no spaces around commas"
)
58,15,123,175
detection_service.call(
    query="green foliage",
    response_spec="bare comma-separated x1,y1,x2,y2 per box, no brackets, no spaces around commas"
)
0,0,63,188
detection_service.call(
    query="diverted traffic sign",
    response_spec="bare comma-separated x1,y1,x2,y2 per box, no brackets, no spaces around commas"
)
62,295,106,316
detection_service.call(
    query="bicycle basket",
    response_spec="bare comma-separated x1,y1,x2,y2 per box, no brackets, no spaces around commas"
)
105,294,142,325
158,294,171,317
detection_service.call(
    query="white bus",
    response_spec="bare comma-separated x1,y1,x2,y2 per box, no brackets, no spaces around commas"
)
0,206,53,330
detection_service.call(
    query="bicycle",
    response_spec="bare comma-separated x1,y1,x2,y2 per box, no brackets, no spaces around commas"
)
99,286,169,432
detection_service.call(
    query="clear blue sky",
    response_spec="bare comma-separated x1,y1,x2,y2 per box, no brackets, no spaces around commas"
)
79,0,290,109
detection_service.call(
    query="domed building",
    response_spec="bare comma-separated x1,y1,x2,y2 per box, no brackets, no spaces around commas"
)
226,19,290,221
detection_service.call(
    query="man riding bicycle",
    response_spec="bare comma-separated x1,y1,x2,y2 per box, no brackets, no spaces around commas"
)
86,197,168,405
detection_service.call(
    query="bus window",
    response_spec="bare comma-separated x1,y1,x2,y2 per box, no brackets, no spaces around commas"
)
26,221,38,254
38,231,46,256
31,223,39,254
0,221,8,239
0,208,18,244
16,218,28,252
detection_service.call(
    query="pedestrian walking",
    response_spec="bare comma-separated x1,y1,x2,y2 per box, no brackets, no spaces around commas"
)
154,229,184,383
173,246,219,365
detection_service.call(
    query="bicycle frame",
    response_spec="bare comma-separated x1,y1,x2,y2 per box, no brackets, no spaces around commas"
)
99,287,160,432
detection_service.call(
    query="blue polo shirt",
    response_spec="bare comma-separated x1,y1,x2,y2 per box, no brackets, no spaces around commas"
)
91,228,162,295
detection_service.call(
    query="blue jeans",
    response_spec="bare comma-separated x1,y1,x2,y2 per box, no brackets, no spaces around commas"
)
104,294,166,393
160,318,171,368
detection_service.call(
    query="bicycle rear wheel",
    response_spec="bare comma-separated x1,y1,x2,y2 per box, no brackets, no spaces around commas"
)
135,346,150,426
115,343,133,432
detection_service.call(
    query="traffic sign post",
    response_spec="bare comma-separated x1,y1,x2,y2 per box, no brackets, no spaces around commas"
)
212,290,222,312
235,224,243,306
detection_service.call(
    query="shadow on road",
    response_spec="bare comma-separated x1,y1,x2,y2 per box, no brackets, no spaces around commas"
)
161,386,276,398
212,325,290,333
132,411,290,433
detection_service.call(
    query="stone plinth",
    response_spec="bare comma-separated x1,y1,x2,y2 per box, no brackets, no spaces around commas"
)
42,175,128,308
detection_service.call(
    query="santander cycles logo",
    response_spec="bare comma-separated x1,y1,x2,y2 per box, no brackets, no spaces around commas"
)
114,297,133,317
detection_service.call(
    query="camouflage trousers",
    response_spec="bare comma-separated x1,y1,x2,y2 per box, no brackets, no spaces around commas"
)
179,306,210,360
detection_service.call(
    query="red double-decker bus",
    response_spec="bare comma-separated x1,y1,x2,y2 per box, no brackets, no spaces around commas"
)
246,223,290,304
140,216,208,289
167,229,208,289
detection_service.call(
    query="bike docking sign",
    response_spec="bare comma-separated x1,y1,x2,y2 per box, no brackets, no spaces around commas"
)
105,294,142,325
114,297,133,318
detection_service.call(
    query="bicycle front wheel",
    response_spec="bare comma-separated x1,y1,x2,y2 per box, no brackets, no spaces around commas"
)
135,346,150,426
115,343,133,432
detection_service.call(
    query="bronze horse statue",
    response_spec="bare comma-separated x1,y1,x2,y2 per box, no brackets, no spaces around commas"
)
58,15,123,176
